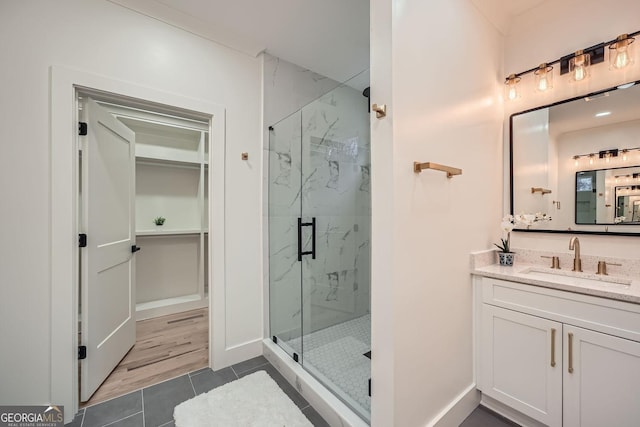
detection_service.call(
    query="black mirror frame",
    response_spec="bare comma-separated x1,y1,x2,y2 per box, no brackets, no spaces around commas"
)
509,79,640,237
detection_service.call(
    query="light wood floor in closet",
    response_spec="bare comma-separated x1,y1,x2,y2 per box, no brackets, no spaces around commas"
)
82,308,209,408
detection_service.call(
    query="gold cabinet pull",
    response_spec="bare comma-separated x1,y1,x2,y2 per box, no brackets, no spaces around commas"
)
568,332,574,373
550,328,556,367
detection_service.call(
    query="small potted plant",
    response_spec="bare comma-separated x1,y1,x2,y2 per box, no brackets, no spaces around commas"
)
495,215,515,266
153,216,166,226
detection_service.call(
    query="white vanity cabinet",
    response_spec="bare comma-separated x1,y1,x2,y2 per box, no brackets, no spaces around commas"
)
476,277,640,427
481,305,562,426
562,325,640,427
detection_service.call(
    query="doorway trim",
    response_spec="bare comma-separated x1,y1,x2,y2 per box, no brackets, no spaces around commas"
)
50,66,226,422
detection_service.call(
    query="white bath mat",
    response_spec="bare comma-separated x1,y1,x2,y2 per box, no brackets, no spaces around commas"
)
173,370,313,427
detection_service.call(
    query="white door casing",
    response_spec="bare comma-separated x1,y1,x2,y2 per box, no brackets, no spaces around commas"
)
80,98,136,402
51,67,229,423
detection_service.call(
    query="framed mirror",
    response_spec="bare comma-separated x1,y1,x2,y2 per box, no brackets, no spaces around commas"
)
510,80,640,235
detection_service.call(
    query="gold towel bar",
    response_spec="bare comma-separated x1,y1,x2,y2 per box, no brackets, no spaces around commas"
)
413,162,462,178
531,187,552,195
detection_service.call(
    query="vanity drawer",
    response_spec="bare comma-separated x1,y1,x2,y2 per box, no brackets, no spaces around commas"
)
481,278,640,342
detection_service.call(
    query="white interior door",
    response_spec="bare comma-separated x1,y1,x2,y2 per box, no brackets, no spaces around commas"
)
80,98,136,402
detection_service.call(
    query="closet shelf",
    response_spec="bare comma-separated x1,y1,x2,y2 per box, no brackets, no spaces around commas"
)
136,293,204,312
136,155,202,168
136,229,202,236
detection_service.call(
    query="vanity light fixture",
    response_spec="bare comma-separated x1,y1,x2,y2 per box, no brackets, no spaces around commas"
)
504,74,521,100
569,50,591,82
609,34,635,70
534,63,553,92
504,29,639,101
572,147,640,167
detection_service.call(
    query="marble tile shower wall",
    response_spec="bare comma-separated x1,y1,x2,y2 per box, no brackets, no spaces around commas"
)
264,55,370,342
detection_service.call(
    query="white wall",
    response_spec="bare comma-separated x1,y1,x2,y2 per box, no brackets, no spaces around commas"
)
0,0,262,409
504,0,640,258
371,0,504,425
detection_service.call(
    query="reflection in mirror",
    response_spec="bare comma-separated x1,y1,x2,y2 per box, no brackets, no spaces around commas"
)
575,166,640,224
511,80,640,234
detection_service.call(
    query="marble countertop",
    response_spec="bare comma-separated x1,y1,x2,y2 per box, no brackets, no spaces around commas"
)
471,250,640,305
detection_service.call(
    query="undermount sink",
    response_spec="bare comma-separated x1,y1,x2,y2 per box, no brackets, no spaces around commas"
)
519,266,632,288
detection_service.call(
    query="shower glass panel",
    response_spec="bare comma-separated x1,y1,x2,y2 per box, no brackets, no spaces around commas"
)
269,70,371,422
268,111,303,360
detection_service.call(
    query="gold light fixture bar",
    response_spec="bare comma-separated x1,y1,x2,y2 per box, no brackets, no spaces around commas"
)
413,162,462,178
531,187,552,195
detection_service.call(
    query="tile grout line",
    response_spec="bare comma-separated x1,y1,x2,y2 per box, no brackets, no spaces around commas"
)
233,361,269,377
230,365,239,379
99,411,143,427
188,372,197,396
141,389,145,427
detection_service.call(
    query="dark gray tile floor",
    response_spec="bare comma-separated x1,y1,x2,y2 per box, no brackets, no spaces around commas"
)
460,405,520,427
67,356,330,427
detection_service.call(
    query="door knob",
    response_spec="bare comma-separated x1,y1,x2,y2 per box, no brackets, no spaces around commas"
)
131,245,141,253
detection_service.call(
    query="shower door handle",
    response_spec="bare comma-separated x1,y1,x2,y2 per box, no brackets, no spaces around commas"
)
297,217,316,261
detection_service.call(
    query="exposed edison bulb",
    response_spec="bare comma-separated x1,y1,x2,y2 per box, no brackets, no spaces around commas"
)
534,63,553,92
614,49,630,69
504,74,521,101
573,156,580,167
569,50,590,82
589,154,595,165
622,150,628,161
609,34,635,70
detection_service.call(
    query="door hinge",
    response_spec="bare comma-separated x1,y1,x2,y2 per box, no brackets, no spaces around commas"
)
78,122,87,136
78,234,87,248
78,346,87,360
368,378,371,396
293,352,299,363
272,336,278,344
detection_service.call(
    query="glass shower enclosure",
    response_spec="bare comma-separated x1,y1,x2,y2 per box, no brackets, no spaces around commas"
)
268,71,371,421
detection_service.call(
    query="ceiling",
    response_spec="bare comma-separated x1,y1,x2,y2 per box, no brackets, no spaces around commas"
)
469,0,549,34
108,0,370,84
107,0,567,84
549,82,640,137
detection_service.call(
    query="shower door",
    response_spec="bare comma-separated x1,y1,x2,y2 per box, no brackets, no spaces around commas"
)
269,73,371,422
299,83,371,419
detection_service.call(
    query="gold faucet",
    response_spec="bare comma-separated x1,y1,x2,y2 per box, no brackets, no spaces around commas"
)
569,237,582,272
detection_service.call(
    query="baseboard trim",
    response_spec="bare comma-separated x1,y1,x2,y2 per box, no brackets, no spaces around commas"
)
212,338,262,371
428,384,480,427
